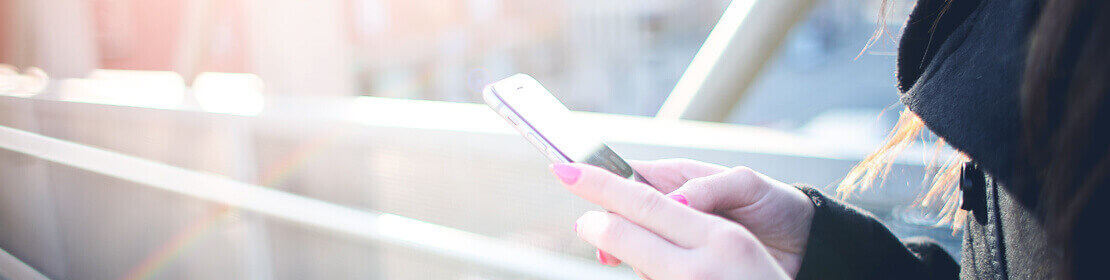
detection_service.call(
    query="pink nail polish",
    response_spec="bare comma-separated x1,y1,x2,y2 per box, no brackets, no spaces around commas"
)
598,250,617,266
574,222,578,233
668,194,688,206
550,163,581,185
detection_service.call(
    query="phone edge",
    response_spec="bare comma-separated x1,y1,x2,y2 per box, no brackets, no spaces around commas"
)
482,83,572,164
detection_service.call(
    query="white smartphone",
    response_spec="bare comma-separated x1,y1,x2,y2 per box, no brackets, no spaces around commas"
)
483,74,644,182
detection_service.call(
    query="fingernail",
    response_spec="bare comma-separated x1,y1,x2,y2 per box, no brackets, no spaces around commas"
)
549,163,581,185
668,194,688,206
598,250,619,266
596,250,611,266
574,222,578,233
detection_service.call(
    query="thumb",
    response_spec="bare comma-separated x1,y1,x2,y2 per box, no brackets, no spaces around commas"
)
666,166,770,213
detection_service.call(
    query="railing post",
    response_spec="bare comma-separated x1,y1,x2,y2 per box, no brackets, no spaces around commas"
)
657,0,815,122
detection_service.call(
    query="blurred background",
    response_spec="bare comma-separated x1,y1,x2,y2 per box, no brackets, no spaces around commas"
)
0,0,956,279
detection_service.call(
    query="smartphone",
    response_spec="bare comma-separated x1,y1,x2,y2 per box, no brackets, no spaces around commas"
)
483,74,644,182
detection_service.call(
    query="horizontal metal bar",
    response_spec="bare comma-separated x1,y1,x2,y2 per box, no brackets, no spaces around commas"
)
0,124,634,280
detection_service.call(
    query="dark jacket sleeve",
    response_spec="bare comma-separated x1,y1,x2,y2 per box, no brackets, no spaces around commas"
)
793,185,958,279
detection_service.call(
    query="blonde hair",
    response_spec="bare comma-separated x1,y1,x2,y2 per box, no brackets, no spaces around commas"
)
837,108,969,231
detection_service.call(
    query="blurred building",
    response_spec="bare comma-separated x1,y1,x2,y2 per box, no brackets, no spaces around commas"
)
0,0,728,109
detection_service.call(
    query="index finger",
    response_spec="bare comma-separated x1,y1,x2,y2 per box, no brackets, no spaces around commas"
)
552,162,720,247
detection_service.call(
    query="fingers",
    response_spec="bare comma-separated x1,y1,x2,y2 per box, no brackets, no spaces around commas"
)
668,166,771,213
628,159,728,194
576,211,685,280
552,163,720,247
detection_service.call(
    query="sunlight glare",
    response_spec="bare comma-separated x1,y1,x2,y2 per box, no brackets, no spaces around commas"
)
59,69,185,109
192,72,266,116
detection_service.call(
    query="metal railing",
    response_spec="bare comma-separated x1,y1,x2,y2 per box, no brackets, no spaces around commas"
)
0,120,633,280
657,0,816,121
0,94,954,279
0,247,49,280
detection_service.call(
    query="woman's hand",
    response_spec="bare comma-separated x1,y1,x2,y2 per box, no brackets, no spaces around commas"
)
551,159,815,279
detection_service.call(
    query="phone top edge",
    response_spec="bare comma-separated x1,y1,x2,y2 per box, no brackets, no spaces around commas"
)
483,81,572,163
484,74,643,181
481,84,501,108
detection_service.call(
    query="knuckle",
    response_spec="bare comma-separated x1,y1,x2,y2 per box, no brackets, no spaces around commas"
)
727,166,772,203
728,166,757,180
729,165,762,187
633,190,668,218
595,216,627,245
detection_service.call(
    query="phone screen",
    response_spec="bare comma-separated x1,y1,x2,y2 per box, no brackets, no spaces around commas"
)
490,75,636,179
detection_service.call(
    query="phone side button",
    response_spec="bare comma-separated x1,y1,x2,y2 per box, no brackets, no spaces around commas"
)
526,133,547,151
498,107,517,125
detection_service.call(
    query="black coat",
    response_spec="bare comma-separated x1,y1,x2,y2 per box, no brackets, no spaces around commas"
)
793,0,1110,279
